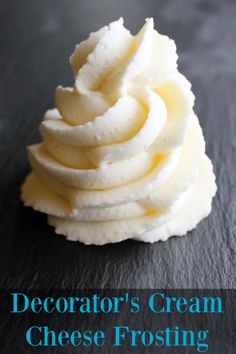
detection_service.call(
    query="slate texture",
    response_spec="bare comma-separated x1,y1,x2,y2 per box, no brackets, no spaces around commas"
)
0,0,235,289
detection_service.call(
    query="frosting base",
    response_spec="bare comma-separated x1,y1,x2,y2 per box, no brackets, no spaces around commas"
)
21,155,216,245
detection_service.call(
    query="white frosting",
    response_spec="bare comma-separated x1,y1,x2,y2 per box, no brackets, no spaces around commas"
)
21,18,217,245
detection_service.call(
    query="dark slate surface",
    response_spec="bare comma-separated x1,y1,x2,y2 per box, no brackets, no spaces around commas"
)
0,0,235,289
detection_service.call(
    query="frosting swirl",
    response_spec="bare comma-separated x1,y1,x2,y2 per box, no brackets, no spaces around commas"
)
21,18,217,244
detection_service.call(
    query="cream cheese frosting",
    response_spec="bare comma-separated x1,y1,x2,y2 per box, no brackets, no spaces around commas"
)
21,18,217,245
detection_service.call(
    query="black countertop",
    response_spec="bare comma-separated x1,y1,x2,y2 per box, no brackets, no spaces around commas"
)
0,0,235,289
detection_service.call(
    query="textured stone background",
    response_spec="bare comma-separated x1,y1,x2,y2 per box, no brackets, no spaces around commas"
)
0,0,235,288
